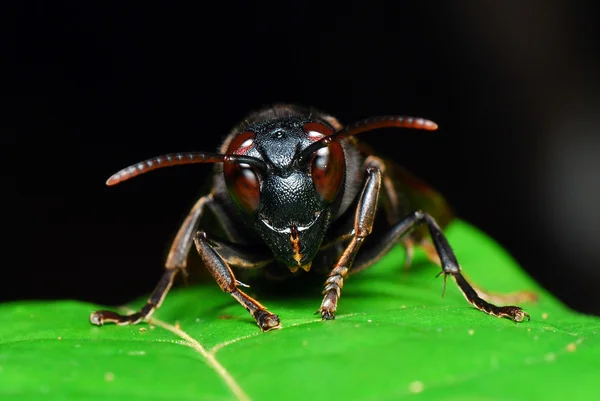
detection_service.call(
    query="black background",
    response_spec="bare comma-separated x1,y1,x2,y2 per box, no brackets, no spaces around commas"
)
10,2,600,315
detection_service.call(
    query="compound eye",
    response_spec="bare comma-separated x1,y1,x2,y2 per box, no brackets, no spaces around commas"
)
225,163,260,213
304,122,345,203
224,131,260,213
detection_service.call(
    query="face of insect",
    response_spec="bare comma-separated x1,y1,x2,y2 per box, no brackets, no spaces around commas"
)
223,117,345,272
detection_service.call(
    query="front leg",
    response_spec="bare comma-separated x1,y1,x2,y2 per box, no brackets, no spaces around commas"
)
319,166,382,320
194,232,280,331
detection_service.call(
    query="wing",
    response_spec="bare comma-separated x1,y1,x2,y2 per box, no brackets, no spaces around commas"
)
388,162,453,228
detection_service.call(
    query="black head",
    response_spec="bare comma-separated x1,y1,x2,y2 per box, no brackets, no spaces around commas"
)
105,104,437,272
222,113,345,271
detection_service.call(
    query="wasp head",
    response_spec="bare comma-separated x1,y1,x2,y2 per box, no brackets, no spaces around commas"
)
223,114,346,272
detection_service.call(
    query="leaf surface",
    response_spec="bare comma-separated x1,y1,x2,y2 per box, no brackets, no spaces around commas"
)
1,220,598,400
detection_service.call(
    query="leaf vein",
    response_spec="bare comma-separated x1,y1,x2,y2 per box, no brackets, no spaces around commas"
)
209,312,367,355
122,309,253,401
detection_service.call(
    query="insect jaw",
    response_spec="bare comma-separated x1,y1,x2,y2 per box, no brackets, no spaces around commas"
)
287,261,312,274
259,211,323,273
288,226,313,273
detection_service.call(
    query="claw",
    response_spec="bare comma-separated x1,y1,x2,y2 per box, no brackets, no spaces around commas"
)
512,309,530,323
255,310,281,332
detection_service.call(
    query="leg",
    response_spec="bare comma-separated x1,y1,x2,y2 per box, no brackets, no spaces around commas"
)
420,212,529,321
420,242,538,305
90,269,178,325
194,231,280,331
319,166,382,320
355,211,530,322
362,155,416,268
350,154,536,306
90,195,212,326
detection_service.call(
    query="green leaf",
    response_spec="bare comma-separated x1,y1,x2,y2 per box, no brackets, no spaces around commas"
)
1,220,599,401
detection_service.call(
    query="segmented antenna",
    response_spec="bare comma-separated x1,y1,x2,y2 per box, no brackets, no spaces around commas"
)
298,115,438,165
106,152,267,186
